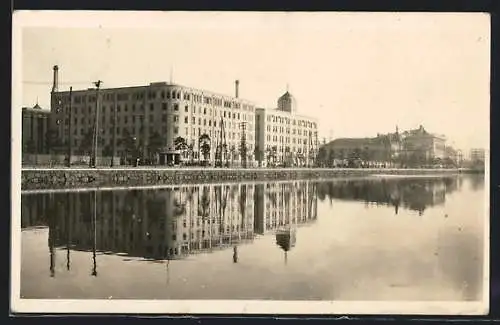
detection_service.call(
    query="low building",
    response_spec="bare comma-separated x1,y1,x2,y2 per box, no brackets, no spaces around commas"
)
320,128,403,167
22,103,50,155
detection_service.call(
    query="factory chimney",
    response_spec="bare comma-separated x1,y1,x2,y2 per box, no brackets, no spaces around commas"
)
52,65,59,93
235,80,239,98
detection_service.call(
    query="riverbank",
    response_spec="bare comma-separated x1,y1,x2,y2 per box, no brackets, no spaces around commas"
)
19,167,475,191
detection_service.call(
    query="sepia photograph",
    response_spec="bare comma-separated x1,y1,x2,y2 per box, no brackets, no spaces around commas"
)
11,11,490,315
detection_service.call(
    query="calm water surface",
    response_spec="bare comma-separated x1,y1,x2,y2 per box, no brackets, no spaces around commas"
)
20,174,485,301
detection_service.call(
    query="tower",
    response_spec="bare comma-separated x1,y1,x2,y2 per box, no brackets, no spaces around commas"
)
51,65,59,93
235,80,239,98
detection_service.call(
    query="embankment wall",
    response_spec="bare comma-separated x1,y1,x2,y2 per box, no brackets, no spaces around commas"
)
20,167,469,191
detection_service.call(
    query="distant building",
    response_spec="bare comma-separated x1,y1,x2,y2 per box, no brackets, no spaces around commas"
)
401,125,446,162
22,103,50,155
320,127,403,167
255,90,318,167
470,148,485,162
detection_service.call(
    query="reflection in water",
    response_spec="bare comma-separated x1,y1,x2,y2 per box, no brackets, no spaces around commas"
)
21,176,484,300
315,176,461,216
22,181,318,275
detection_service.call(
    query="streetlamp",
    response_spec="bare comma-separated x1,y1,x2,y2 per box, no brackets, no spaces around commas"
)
90,80,102,168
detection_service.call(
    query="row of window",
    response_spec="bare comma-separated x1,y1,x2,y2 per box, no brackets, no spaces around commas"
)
55,103,254,122
266,125,316,136
264,114,317,128
58,114,255,133
60,88,255,111
266,135,318,145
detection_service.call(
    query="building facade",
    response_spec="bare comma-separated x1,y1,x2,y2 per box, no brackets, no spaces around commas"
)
255,91,319,167
401,125,446,162
319,125,446,167
22,103,50,155
50,66,256,165
320,129,403,167
469,148,485,162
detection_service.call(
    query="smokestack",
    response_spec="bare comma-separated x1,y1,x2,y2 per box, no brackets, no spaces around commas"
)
235,80,239,98
52,65,59,93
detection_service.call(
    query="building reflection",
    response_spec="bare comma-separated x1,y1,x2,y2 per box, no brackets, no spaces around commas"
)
21,180,318,275
316,176,460,215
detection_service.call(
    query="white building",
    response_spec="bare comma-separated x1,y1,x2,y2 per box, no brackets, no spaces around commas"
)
255,91,319,167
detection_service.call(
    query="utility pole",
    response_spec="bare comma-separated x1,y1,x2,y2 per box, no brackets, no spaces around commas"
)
66,87,73,167
90,80,102,168
110,92,117,167
240,121,247,168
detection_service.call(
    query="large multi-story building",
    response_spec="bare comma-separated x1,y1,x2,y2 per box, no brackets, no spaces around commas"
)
255,91,319,167
50,66,256,165
22,103,50,155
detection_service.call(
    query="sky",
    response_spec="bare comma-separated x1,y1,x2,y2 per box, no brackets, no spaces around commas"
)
16,11,490,153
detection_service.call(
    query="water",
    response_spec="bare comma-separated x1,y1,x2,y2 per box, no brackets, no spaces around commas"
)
20,174,486,301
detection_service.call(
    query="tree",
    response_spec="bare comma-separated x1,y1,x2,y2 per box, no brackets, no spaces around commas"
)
148,131,164,163
78,129,94,156
45,129,62,154
23,139,36,154
120,129,139,161
316,146,327,167
199,134,211,163
102,145,113,157
174,136,188,151
327,149,336,167
254,145,264,167
187,143,195,163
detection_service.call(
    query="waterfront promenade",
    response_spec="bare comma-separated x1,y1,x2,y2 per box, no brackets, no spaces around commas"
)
20,167,470,191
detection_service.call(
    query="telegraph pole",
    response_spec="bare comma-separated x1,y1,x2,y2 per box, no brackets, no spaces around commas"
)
66,87,73,167
110,92,117,167
240,121,247,168
90,80,102,168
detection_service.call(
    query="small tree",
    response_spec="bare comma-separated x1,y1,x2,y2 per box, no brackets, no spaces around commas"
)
120,129,139,162
45,129,62,154
316,146,327,167
79,129,94,156
199,134,211,163
23,139,36,154
254,145,264,167
148,131,164,164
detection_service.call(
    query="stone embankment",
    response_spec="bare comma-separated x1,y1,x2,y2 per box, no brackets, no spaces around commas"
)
20,167,469,191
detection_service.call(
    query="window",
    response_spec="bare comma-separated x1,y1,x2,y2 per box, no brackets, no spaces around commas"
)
184,116,188,123
150,103,154,111
162,103,167,111
174,104,179,111
185,105,188,112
